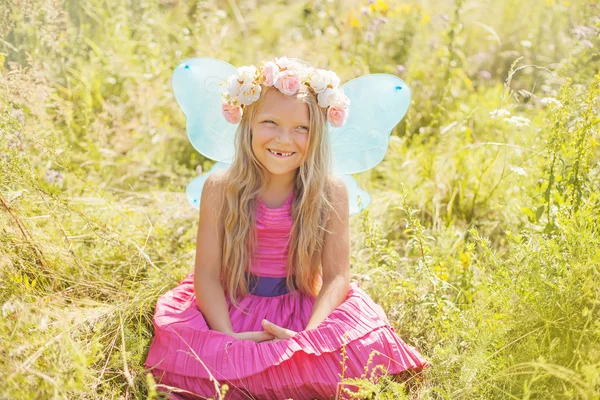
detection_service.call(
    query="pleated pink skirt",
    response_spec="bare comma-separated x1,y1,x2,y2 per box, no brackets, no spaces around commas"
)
145,272,429,399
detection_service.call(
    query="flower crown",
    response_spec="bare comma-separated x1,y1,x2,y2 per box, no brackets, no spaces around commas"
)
220,56,350,127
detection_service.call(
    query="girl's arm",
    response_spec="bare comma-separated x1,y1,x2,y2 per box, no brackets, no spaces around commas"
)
304,178,351,331
193,173,236,335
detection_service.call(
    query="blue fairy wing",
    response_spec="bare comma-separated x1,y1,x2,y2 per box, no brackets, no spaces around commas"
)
186,162,231,209
173,57,238,162
330,74,411,175
337,174,371,216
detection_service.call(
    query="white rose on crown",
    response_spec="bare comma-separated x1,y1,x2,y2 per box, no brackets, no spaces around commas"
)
317,87,339,108
226,75,241,97
309,69,331,93
326,70,341,89
274,56,294,69
237,65,257,84
237,82,262,106
335,90,350,108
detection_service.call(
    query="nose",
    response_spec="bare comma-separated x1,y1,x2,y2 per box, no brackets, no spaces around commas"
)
275,127,293,145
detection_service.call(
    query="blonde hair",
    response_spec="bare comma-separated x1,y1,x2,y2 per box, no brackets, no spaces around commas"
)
220,84,333,311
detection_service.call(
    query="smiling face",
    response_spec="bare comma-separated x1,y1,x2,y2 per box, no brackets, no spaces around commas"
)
251,87,310,182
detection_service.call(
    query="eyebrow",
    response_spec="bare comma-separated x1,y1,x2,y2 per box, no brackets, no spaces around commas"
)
259,114,309,126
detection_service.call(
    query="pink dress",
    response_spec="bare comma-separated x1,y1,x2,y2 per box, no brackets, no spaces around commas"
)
145,191,429,399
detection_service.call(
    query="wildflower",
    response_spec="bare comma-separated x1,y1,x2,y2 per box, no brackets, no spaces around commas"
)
540,97,563,108
45,169,65,187
479,70,492,79
580,40,594,49
520,40,532,48
572,25,596,40
11,108,25,124
510,166,527,176
369,0,389,13
489,108,510,119
503,116,531,128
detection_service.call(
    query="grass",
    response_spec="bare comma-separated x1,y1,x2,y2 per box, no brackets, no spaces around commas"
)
1,0,599,398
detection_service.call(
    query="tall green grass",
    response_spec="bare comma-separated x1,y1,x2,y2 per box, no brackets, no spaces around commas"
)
1,0,598,398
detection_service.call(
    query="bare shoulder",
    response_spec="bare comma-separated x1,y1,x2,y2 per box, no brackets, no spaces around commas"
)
200,171,228,218
326,175,349,217
204,170,227,189
203,171,227,199
327,175,348,201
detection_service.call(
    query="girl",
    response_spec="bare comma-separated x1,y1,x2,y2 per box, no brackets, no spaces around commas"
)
145,57,429,400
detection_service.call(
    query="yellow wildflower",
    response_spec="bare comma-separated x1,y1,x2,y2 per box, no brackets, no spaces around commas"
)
369,0,389,13
395,5,411,14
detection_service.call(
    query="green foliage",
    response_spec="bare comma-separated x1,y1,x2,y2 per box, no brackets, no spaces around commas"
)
1,0,599,398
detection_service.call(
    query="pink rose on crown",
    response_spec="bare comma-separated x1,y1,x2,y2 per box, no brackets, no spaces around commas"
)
327,104,349,127
274,70,301,96
222,104,242,124
262,61,280,86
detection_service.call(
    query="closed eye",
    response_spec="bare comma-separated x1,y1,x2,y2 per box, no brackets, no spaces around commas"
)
263,120,277,125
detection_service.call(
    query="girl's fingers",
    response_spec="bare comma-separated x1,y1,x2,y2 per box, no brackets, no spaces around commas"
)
261,319,280,335
262,319,296,339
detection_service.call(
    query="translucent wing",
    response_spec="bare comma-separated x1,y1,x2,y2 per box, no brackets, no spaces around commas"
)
330,74,411,175
173,57,238,162
337,174,371,215
186,162,231,209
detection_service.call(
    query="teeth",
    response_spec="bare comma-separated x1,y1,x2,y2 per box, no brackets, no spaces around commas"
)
269,149,293,157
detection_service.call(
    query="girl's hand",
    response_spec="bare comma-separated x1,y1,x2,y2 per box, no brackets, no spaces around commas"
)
261,319,297,343
231,331,275,343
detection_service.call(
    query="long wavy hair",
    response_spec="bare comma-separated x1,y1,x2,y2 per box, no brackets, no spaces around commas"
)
220,84,333,311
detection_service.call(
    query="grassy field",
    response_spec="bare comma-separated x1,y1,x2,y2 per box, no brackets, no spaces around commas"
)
1,0,599,398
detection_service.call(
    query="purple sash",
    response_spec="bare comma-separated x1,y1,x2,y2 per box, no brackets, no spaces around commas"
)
246,272,298,297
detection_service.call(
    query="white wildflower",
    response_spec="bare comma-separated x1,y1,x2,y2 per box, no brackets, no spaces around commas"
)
510,166,527,176
2,299,21,317
39,315,50,331
11,108,25,124
489,108,510,120
540,97,563,108
503,116,531,129
520,40,532,48
45,169,65,186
